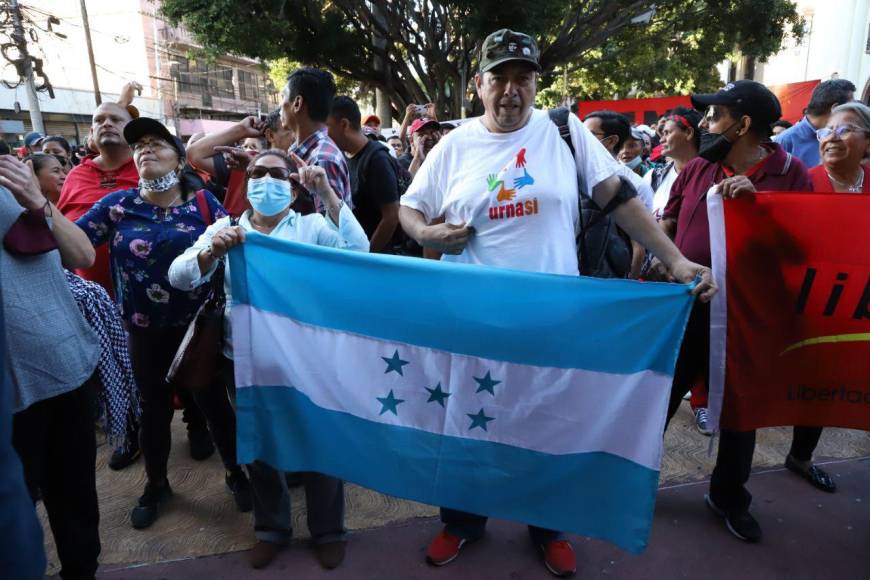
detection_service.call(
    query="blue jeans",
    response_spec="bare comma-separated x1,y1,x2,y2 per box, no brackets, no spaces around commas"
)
440,508,562,544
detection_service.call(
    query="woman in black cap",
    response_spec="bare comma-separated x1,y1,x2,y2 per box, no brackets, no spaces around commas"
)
75,117,251,529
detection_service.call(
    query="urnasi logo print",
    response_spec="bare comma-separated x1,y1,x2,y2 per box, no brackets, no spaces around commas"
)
783,267,870,355
486,148,539,221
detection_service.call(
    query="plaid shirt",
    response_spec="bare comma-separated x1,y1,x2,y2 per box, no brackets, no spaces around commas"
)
291,127,353,211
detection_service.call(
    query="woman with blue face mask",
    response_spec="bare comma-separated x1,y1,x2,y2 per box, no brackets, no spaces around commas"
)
168,148,368,571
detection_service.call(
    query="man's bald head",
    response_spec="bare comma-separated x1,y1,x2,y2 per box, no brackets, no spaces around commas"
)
91,102,133,152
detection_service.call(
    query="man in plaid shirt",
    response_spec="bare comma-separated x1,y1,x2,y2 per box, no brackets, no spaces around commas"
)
282,67,352,213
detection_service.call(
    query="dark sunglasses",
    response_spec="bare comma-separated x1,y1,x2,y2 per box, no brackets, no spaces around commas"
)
248,166,291,180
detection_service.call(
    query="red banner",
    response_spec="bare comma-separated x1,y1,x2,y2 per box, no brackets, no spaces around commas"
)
576,80,821,126
707,192,870,432
576,96,691,126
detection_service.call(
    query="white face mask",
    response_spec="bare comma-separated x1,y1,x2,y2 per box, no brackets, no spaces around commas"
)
139,169,179,192
622,156,643,170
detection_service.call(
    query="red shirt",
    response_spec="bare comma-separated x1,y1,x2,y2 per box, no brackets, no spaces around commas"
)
808,164,870,193
662,144,812,267
57,156,139,294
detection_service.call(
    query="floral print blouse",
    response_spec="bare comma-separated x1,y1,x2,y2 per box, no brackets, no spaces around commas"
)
76,188,227,329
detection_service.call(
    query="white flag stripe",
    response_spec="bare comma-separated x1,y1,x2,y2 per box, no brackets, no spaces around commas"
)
234,304,671,470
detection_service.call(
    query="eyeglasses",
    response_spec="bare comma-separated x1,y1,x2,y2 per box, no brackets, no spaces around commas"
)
816,124,868,142
132,139,170,154
248,166,291,180
703,106,721,124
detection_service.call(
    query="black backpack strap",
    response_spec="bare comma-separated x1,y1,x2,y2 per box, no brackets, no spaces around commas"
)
548,107,637,277
548,107,574,155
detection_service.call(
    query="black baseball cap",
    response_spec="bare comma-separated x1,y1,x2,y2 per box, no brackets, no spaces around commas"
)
691,80,782,126
480,29,541,73
123,117,185,159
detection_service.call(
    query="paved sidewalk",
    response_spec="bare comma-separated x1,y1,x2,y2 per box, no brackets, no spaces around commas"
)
96,455,869,580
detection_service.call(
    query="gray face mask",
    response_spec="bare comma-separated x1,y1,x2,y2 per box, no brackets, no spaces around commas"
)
139,169,179,193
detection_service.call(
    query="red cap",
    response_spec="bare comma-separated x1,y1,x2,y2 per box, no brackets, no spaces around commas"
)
362,114,381,126
409,117,440,135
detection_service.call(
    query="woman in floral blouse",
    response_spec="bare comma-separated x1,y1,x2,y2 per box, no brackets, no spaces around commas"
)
76,117,250,530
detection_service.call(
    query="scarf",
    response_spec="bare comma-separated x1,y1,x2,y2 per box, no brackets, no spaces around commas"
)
65,271,140,447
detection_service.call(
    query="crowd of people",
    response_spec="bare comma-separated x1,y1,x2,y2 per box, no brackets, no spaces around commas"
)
1,25,867,580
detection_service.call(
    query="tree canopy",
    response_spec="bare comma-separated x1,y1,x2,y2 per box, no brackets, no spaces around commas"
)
161,0,804,120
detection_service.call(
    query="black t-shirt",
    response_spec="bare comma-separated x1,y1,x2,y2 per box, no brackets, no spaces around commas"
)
397,152,413,171
347,141,399,239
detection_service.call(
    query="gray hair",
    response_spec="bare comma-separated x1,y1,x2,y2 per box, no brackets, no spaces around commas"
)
831,101,870,132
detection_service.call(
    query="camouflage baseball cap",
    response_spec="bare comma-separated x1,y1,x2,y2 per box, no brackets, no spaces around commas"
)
479,29,541,73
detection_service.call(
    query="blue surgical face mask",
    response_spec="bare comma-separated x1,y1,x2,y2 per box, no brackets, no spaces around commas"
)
247,176,293,216
623,156,643,170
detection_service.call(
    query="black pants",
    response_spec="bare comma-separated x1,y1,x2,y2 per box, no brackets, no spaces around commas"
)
665,303,756,514
666,303,825,514
789,426,824,462
13,380,100,580
129,326,239,484
440,508,560,544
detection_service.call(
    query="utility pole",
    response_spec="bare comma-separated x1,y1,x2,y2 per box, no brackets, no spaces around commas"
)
79,0,101,106
9,0,45,134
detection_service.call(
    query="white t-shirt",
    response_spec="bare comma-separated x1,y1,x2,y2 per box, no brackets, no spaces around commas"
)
401,108,619,276
643,164,678,220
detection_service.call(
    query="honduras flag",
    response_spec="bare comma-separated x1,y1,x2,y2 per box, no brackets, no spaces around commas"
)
230,234,694,553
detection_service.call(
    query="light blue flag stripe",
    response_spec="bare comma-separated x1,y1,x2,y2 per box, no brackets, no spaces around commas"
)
236,385,659,554
229,234,694,375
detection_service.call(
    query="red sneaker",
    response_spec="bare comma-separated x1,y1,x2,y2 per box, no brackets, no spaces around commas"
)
425,529,467,566
541,540,576,577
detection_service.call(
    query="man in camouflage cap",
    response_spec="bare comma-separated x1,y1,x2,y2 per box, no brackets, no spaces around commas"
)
400,28,715,577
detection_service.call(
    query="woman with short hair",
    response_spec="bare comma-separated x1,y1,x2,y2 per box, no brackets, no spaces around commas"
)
169,148,368,571
809,101,870,193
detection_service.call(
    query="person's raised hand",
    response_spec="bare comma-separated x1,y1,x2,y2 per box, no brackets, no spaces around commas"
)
237,116,266,138
118,81,143,107
0,156,46,211
214,146,254,172
419,222,473,255
403,104,419,124
209,226,246,258
289,152,331,198
412,131,428,161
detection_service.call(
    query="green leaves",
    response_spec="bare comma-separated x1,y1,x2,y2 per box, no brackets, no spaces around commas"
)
160,0,803,119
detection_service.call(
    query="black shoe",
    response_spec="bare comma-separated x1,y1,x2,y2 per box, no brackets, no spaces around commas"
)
188,428,215,461
131,480,172,530
314,540,347,569
705,494,761,543
108,440,141,471
226,469,253,513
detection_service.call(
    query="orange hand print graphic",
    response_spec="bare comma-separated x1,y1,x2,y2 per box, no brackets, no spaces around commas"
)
496,183,517,202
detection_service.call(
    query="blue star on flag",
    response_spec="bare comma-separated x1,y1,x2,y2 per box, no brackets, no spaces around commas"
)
377,390,405,416
467,408,495,431
473,371,501,396
425,382,451,407
382,350,410,376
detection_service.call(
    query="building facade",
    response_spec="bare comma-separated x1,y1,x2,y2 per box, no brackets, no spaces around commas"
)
0,0,278,147
720,0,870,102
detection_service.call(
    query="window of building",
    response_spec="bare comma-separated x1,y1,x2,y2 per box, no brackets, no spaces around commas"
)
239,70,259,102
